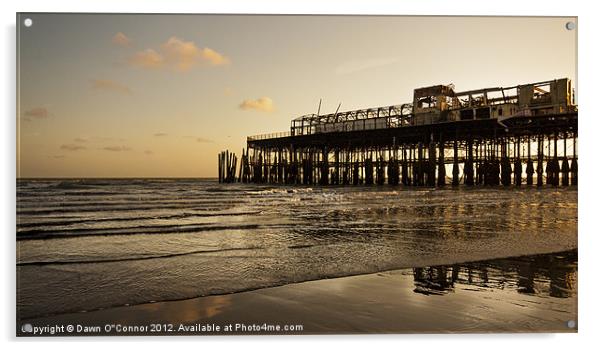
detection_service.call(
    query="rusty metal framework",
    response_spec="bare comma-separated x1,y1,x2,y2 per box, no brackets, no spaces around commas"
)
282,78,576,139
222,78,578,187
290,103,413,136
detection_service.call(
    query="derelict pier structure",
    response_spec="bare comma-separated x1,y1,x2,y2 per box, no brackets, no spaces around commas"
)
218,78,577,187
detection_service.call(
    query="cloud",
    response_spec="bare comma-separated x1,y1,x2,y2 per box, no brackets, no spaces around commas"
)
60,144,86,151
74,137,88,143
129,49,164,69
91,79,132,95
154,132,168,137
23,107,49,119
335,57,399,75
184,136,214,143
239,97,275,112
200,47,230,66
112,32,131,47
92,137,126,142
49,155,66,159
102,146,132,152
144,150,154,155
129,36,230,71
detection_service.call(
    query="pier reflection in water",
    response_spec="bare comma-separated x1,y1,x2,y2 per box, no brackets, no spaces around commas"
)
412,250,577,298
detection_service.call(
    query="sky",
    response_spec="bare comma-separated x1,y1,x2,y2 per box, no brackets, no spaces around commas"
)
17,14,577,178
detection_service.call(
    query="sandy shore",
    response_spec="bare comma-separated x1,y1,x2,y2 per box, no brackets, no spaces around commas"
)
19,254,577,336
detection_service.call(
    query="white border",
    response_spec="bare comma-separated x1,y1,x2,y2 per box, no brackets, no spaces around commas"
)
2,0,600,348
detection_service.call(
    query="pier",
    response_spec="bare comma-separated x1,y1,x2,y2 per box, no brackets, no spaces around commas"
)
218,78,577,187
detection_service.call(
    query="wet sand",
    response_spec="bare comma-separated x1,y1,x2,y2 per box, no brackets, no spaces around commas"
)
19,252,577,336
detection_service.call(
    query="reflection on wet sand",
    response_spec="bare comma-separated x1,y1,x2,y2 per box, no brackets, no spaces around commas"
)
413,250,577,298
18,184,577,321
23,250,577,335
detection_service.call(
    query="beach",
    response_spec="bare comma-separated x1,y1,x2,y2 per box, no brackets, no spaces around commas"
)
16,180,578,334
19,251,577,335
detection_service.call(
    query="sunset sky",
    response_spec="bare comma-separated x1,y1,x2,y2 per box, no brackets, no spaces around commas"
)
17,14,576,178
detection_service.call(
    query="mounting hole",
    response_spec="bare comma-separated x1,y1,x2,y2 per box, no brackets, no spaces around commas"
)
23,18,32,27
565,21,575,31
567,320,576,328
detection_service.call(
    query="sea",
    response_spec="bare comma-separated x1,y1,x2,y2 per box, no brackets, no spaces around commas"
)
16,179,578,321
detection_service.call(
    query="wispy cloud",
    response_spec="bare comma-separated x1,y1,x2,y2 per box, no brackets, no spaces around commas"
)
144,150,154,155
112,32,131,47
239,97,275,113
60,144,86,151
23,107,49,120
91,79,132,95
129,36,230,72
184,136,214,143
154,132,168,137
102,146,132,152
73,137,88,143
92,137,126,142
335,57,399,75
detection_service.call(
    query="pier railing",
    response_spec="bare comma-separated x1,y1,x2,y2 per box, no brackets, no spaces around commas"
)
247,131,292,142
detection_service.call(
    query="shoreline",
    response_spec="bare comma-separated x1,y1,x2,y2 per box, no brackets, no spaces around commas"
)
18,250,578,336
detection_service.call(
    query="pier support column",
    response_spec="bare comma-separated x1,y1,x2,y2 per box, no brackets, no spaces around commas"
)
546,135,560,186
465,139,474,186
376,153,385,185
552,134,560,186
501,140,512,186
561,157,570,186
452,140,459,186
417,143,424,186
492,142,501,186
428,139,436,187
526,137,534,185
332,149,340,185
401,147,409,186
561,135,569,186
437,141,446,186
571,158,578,186
342,151,349,186
320,148,329,185
388,149,400,185
571,135,578,186
352,152,360,186
412,146,419,186
514,138,522,186
536,136,544,187
365,153,374,185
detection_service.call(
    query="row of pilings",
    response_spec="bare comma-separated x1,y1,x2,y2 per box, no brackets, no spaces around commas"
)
220,134,577,187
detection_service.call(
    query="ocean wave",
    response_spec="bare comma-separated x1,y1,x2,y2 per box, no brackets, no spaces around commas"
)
17,246,263,266
17,202,243,215
16,210,261,228
17,223,261,240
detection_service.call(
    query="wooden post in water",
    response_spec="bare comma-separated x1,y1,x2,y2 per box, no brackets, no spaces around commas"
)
571,136,578,186
514,138,522,186
401,146,409,186
428,138,436,187
526,137,534,185
452,140,459,186
437,140,446,187
536,135,544,187
501,139,511,186
465,138,474,186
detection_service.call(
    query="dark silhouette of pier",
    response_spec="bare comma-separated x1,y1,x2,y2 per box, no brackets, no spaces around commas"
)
219,78,577,187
